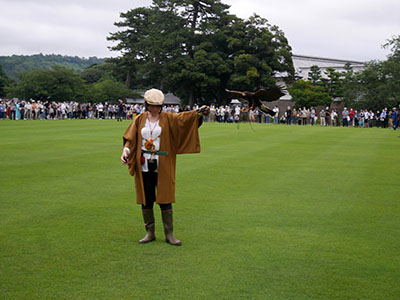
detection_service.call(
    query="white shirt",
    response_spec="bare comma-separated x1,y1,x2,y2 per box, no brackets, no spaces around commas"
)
141,118,162,172
235,106,240,115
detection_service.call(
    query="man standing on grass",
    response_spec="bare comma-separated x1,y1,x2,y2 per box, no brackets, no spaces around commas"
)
342,107,349,127
234,105,240,123
273,105,279,124
117,100,124,122
324,107,330,126
0,101,4,120
391,107,398,130
349,108,355,126
285,106,291,125
310,107,316,126
320,109,325,126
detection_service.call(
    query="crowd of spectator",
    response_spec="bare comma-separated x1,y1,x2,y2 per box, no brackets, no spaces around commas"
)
206,104,399,130
1,98,399,130
0,98,182,121
278,105,399,130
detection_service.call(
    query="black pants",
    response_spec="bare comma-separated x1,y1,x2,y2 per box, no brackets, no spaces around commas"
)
142,172,172,211
117,111,123,121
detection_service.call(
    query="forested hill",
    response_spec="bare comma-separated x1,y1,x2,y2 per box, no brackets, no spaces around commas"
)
0,54,105,80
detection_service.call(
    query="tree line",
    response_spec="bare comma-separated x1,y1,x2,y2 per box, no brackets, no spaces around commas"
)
0,63,139,103
0,54,105,81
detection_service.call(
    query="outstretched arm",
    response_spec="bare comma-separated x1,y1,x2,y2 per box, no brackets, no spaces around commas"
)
196,105,210,127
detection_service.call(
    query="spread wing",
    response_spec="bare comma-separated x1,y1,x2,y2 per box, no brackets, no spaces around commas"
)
253,87,284,102
224,89,247,100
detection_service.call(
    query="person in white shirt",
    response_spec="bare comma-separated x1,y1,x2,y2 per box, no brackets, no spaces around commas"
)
234,105,240,123
368,111,374,127
25,102,32,120
363,110,370,127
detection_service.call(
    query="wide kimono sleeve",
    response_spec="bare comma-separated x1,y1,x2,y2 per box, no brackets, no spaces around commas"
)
168,110,202,154
122,116,140,176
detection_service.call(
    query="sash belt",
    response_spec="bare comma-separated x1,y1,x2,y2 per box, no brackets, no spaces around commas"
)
142,150,168,156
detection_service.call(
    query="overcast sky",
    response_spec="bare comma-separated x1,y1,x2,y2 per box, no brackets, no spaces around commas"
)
1,0,399,62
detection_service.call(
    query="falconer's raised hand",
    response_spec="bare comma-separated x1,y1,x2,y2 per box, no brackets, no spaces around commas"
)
121,147,130,165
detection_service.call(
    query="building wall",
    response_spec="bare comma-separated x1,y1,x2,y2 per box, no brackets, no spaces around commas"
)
274,54,365,105
292,54,364,80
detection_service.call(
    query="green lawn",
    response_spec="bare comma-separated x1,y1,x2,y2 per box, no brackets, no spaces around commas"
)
1,119,399,300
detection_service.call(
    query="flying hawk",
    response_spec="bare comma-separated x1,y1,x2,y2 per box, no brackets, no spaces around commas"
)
225,86,284,115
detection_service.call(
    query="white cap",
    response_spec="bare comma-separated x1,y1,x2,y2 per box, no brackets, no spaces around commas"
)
144,88,164,105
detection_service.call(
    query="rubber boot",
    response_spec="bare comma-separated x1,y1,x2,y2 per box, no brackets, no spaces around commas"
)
139,209,156,243
161,210,182,246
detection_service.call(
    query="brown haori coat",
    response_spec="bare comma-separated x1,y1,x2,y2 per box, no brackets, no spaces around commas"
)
123,110,201,205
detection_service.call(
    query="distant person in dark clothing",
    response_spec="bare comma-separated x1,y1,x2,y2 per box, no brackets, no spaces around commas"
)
391,107,398,130
324,107,330,126
117,100,124,122
286,106,292,125
9,100,16,120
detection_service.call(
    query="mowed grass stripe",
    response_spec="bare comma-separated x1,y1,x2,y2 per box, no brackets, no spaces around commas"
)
1,119,399,300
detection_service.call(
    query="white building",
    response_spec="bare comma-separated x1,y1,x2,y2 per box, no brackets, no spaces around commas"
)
292,54,365,80
276,54,366,102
